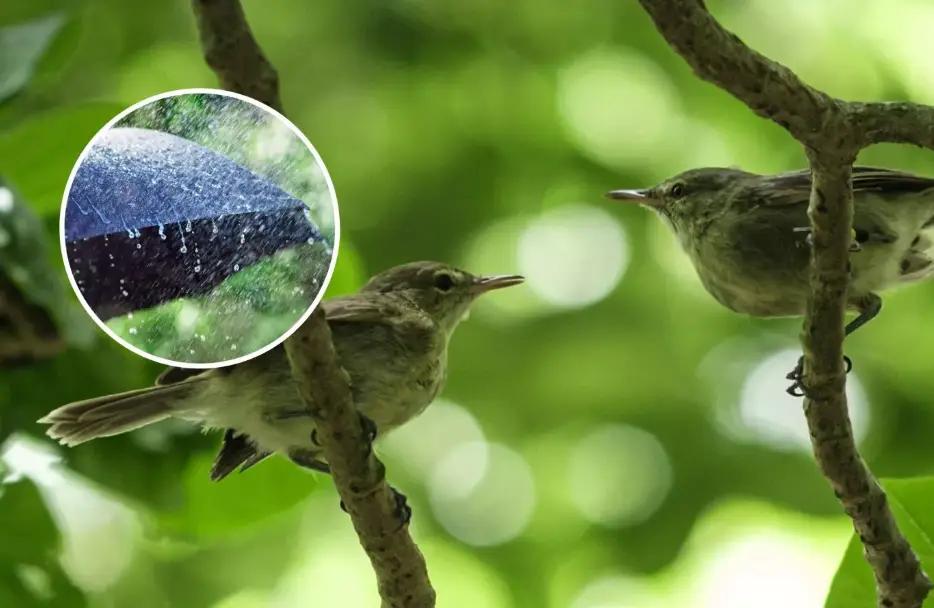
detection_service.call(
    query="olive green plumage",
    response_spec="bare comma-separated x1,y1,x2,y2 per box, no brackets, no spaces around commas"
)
609,166,934,329
40,261,523,480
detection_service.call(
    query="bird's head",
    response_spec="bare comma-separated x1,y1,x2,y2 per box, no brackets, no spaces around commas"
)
607,167,752,243
361,261,524,333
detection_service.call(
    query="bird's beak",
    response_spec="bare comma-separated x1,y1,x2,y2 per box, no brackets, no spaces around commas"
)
471,274,525,294
605,188,663,209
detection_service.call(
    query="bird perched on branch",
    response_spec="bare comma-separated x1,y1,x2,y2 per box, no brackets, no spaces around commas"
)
608,166,934,392
41,261,523,480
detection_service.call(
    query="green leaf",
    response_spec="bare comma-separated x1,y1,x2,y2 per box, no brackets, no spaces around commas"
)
0,13,66,102
0,179,95,349
159,452,322,541
0,102,123,216
0,478,57,562
0,478,86,606
825,477,934,607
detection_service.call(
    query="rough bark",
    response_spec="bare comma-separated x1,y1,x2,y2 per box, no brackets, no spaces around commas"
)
191,0,282,111
284,312,436,608
638,1,933,606
192,4,436,605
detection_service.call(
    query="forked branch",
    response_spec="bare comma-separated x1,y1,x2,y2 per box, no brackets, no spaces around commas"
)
638,1,933,606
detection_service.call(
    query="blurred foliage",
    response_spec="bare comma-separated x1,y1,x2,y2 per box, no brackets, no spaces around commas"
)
0,178,89,369
1,0,934,607
0,478,85,607
827,477,934,607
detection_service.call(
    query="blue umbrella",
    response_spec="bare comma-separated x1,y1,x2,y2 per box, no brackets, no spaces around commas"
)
64,128,327,319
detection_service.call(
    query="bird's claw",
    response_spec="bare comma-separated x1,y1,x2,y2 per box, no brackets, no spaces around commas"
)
390,486,412,528
338,486,412,529
785,356,807,397
785,355,854,397
359,413,378,456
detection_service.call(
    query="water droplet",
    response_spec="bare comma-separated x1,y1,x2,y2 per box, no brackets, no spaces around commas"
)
119,278,125,284
185,219,192,233
121,289,129,296
194,265,201,273
158,224,166,240
136,243,142,249
128,327,137,335
108,253,114,260
128,312,133,319
230,344,237,350
180,246,188,254
239,233,246,245
306,237,315,244
189,349,195,355
233,264,240,271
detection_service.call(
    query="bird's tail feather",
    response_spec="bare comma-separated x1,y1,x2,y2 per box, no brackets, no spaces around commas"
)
39,382,198,446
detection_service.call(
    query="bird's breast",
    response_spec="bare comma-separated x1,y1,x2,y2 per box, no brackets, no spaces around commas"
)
336,327,448,434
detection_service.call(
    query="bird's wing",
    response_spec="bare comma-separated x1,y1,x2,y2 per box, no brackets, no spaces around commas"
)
755,166,934,207
155,367,206,385
322,295,430,329
850,166,934,194
155,364,234,386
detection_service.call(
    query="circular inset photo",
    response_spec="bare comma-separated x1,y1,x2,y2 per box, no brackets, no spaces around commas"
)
61,89,338,367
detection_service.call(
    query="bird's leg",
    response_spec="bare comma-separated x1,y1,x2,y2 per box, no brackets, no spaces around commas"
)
844,293,882,336
288,448,330,473
786,294,881,397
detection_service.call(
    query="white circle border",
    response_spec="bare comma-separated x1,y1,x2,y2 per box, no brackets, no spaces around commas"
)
58,87,341,369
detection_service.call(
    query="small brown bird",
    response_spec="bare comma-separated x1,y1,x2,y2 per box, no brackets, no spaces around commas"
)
40,261,523,480
609,166,934,392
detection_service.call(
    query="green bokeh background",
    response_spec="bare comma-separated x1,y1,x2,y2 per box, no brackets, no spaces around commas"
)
2,1,934,607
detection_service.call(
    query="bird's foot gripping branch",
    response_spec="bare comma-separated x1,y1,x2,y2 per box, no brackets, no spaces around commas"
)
284,310,435,608
637,0,934,606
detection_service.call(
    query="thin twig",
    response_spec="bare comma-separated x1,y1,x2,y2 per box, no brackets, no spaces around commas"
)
284,311,436,608
191,0,282,111
191,5,436,605
638,1,933,606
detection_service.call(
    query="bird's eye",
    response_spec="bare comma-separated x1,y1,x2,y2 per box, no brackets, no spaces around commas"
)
434,273,455,291
670,183,686,198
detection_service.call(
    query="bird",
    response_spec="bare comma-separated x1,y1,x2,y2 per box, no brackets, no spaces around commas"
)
608,166,934,391
40,261,524,480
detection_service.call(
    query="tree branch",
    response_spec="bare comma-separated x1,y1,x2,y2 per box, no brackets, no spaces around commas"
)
191,0,282,111
191,4,435,605
850,102,934,150
636,0,843,151
638,1,933,606
284,311,435,608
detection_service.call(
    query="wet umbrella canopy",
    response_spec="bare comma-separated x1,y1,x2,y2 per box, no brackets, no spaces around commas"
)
64,127,328,321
